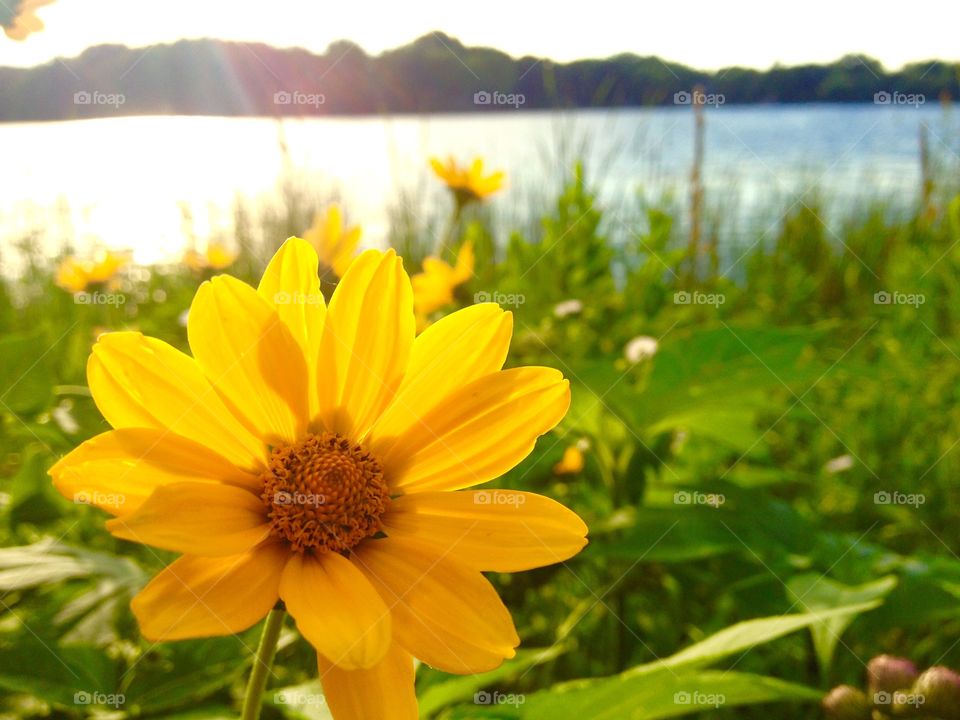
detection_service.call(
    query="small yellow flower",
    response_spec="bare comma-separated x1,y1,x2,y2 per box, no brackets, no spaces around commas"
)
2,0,55,41
411,240,474,321
55,251,127,293
430,156,505,205
51,238,586,720
183,242,237,273
302,204,362,278
553,445,585,475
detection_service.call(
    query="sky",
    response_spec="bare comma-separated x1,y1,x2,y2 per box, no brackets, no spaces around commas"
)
1,0,958,70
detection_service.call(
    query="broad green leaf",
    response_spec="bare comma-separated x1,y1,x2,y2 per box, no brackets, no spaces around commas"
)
786,574,896,675
0,637,117,707
418,645,567,717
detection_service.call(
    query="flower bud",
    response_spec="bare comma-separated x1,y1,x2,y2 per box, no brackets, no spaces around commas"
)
823,685,872,720
912,666,960,719
868,655,919,695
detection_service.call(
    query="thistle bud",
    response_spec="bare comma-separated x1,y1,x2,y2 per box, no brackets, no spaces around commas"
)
912,666,960,719
868,655,919,695
823,685,872,720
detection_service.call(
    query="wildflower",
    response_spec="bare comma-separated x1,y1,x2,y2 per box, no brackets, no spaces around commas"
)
430,156,505,207
183,242,237,272
2,0,55,41
624,335,659,364
411,240,474,320
55,251,127,293
867,655,918,694
912,666,960,717
554,299,583,318
302,204,362,278
553,445,585,475
50,238,587,719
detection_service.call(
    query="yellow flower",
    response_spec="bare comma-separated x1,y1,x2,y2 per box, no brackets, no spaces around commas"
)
553,446,585,475
50,238,586,720
3,0,55,41
55,251,127,293
302,204,362,278
430,156,505,204
183,242,237,272
411,240,474,320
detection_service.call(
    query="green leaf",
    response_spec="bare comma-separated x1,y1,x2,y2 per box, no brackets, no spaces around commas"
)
418,646,568,718
508,670,822,720
634,603,881,676
0,637,117,708
785,574,897,675
0,330,57,414
0,539,143,591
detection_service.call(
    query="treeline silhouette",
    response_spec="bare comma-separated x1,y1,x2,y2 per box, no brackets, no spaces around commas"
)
0,33,956,120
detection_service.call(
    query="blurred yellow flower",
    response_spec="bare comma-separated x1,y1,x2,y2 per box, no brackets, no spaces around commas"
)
430,156,505,205
2,0,55,41
302,204,362,278
183,242,237,272
50,238,586,720
553,445,585,475
411,240,474,320
55,251,127,293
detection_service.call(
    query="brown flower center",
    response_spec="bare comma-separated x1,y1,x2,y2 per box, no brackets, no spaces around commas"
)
259,432,389,554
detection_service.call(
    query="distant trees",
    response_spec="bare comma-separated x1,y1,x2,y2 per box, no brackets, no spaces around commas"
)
0,33,956,121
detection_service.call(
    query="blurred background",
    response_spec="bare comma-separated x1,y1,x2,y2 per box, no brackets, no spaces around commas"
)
2,1,960,719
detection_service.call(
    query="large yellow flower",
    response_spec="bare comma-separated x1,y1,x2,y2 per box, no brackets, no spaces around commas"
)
55,251,127,293
183,242,237,272
302,204,362,278
50,238,586,720
430,156,505,205
411,240,475,320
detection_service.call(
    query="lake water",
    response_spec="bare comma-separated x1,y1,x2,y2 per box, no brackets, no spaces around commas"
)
0,105,955,267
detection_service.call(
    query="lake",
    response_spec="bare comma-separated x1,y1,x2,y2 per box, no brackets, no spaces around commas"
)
0,104,954,267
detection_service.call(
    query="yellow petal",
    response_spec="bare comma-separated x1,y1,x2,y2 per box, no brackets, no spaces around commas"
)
188,275,309,445
257,238,325,419
354,535,518,673
50,428,259,516
318,641,417,720
369,367,570,493
131,543,288,641
106,482,270,556
280,552,391,670
383,491,588,572
316,249,414,439
370,304,511,440
87,332,265,472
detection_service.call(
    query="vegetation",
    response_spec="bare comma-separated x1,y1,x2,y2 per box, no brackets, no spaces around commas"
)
2,146,960,718
1,34,957,121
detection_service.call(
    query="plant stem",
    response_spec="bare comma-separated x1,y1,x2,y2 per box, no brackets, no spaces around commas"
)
240,608,285,720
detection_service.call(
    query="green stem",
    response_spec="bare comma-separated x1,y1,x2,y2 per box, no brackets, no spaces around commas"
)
435,201,463,256
240,608,285,720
